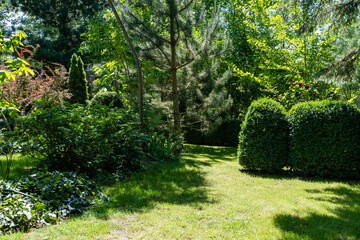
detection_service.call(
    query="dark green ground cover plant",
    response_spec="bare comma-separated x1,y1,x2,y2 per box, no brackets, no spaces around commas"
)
288,100,360,178
0,171,104,234
238,98,289,172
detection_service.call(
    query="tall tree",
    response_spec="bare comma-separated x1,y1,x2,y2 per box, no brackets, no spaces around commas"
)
119,0,225,130
9,0,106,67
296,0,360,80
106,0,144,131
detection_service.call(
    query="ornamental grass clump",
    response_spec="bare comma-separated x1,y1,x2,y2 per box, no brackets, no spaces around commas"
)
288,100,360,179
238,98,289,172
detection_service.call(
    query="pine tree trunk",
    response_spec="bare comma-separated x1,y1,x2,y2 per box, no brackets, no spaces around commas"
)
170,12,180,130
107,0,144,132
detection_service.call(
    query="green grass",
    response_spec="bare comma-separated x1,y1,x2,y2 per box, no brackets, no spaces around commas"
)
0,154,36,180
1,144,360,239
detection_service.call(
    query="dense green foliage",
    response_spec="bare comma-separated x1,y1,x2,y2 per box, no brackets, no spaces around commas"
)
8,0,106,67
21,105,183,178
90,91,124,109
21,105,146,177
185,120,241,147
288,101,360,178
67,54,89,104
238,98,288,172
0,171,103,234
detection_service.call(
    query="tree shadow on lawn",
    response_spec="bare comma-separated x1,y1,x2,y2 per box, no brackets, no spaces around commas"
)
183,144,237,163
273,186,360,240
90,155,217,219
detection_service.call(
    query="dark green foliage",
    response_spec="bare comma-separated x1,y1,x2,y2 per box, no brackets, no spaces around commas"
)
0,171,103,234
67,54,89,104
184,119,241,147
288,100,360,178
238,98,289,172
21,105,146,177
10,0,106,67
90,91,124,109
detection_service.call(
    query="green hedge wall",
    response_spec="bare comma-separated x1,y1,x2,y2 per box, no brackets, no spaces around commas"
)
288,101,360,178
238,98,289,172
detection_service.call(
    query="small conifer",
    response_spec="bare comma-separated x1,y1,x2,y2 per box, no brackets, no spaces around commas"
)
67,54,89,104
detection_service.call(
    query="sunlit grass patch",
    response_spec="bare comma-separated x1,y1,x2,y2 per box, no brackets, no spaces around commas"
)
1,145,359,239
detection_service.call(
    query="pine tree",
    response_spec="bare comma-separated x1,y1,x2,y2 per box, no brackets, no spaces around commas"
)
67,54,89,104
296,0,360,81
119,0,225,130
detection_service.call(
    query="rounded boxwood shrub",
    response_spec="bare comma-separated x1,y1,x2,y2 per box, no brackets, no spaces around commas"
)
238,98,289,172
288,100,360,178
90,91,124,109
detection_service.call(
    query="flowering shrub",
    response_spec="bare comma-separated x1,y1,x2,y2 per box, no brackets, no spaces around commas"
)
280,80,338,110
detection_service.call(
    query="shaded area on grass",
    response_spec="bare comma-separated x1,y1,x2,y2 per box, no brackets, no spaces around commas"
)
239,168,360,185
0,154,36,180
91,145,222,219
274,186,360,240
184,144,237,163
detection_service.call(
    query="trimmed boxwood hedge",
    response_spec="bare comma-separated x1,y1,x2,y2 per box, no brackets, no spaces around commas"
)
90,91,124,109
288,100,360,178
238,98,288,172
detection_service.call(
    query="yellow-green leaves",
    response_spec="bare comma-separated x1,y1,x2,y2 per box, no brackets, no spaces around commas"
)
0,31,32,113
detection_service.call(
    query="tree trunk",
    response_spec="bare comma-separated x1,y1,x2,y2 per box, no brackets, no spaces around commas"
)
107,0,144,132
170,12,180,130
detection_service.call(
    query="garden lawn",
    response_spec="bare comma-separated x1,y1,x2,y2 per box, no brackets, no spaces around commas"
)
1,144,360,240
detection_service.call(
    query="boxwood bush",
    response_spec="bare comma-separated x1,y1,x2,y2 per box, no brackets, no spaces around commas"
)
238,98,288,172
288,100,360,178
90,91,124,109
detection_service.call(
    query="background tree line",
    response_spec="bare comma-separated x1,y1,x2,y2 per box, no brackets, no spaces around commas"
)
2,0,360,146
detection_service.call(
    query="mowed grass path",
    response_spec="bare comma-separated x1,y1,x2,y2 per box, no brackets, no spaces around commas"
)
2,145,360,240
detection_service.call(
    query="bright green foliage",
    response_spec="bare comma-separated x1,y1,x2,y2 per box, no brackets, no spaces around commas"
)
67,54,88,104
238,98,288,172
0,171,103,234
0,31,34,110
90,91,124,109
230,0,337,110
288,101,360,178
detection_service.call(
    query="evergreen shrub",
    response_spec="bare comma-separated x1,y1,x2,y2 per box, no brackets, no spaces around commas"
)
288,101,360,178
90,91,124,109
67,54,89,104
238,98,288,172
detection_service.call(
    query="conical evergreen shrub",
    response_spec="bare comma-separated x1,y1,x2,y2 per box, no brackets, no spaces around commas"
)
67,54,88,104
